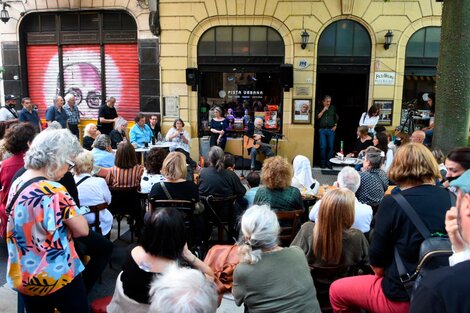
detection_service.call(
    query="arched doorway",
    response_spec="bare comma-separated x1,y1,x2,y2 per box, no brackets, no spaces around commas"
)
197,26,285,138
315,19,372,161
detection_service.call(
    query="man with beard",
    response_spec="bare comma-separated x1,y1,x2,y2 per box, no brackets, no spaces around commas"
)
0,95,18,122
410,170,470,312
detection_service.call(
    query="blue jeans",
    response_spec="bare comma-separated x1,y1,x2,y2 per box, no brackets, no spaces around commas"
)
250,145,274,169
319,128,335,166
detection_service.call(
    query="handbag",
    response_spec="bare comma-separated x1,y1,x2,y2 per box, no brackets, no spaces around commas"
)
204,244,239,294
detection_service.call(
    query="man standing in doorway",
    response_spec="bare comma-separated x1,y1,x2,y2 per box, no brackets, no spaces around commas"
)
317,95,338,169
18,97,41,133
64,94,80,138
0,95,18,122
45,95,68,128
98,97,118,135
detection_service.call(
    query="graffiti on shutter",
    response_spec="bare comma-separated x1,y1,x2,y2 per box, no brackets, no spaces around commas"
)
26,45,59,117
105,44,139,121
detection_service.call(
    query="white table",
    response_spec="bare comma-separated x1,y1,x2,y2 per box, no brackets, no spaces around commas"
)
135,142,178,163
329,157,363,166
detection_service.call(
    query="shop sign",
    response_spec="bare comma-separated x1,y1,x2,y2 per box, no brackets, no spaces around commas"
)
374,72,395,85
298,59,309,69
227,90,264,96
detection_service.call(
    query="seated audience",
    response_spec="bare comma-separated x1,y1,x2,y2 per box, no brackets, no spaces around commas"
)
394,131,410,147
107,208,213,310
233,205,321,313
6,129,90,312
410,130,426,144
149,264,218,313
223,152,236,171
432,148,447,185
374,131,393,172
254,156,303,212
444,147,470,193
109,142,144,189
244,171,261,207
83,123,101,150
92,134,115,168
0,123,36,238
130,113,153,148
140,147,167,194
291,155,319,196
109,117,128,149
355,146,388,206
292,188,369,268
347,126,373,157
73,150,113,236
309,167,372,233
409,169,470,313
330,143,453,313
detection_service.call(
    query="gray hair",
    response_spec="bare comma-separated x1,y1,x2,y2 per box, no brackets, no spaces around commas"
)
365,146,384,169
64,94,75,102
48,121,62,130
53,95,63,105
83,123,97,137
114,117,128,131
208,146,224,171
93,134,111,150
238,205,280,264
149,264,218,313
74,150,94,175
337,167,361,193
24,129,82,180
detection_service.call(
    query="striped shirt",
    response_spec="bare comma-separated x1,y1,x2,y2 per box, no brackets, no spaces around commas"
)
109,164,144,189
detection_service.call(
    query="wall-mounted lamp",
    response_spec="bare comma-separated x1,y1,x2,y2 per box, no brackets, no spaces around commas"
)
0,1,10,24
148,0,160,36
384,30,393,50
301,30,309,49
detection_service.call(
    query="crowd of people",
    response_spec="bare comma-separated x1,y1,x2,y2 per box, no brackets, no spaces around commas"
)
0,93,469,313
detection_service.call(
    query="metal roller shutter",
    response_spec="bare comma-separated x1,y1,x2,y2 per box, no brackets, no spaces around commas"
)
104,44,140,121
26,45,59,118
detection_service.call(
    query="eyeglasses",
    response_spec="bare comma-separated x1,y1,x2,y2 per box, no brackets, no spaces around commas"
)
66,159,75,171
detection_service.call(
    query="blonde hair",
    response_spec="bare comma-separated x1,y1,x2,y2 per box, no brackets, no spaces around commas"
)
388,143,440,187
314,188,355,264
261,156,293,189
238,205,279,264
161,152,187,181
84,123,97,137
74,150,94,175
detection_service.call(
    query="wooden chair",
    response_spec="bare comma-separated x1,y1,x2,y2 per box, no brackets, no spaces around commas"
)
149,199,195,223
109,186,141,242
276,209,302,247
310,264,357,313
88,203,109,236
201,194,239,243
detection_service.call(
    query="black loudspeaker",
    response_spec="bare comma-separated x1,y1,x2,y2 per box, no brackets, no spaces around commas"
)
280,64,293,91
186,68,198,91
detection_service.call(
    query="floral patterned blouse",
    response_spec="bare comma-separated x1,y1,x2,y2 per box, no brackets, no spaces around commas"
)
6,178,84,296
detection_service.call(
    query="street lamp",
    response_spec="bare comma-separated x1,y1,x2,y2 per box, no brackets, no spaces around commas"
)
384,30,394,50
301,30,309,50
0,1,10,24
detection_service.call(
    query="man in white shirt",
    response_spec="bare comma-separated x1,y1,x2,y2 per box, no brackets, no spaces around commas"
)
0,94,18,122
309,166,372,233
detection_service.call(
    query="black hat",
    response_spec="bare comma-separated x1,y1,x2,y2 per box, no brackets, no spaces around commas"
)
5,95,17,101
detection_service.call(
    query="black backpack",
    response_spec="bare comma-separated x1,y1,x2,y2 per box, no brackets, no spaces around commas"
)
393,193,454,299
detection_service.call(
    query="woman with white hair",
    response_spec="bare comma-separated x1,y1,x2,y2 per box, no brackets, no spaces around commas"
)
291,155,320,196
92,134,115,168
109,117,128,149
74,150,113,236
232,205,321,313
5,129,90,312
83,123,101,150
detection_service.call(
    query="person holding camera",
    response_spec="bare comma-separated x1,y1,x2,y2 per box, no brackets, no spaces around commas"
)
130,113,153,148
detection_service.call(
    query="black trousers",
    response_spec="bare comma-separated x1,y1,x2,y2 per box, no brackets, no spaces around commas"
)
74,230,113,293
68,124,79,138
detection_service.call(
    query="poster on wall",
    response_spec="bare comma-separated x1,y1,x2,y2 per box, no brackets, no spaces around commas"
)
374,100,393,125
26,44,139,120
292,99,312,124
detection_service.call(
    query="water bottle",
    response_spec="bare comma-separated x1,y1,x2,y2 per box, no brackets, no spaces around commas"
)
340,141,344,155
157,132,163,142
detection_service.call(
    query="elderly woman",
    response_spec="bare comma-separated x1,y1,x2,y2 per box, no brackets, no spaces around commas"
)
209,106,228,150
109,142,144,189
140,147,167,194
355,146,388,206
73,150,113,236
330,143,453,313
83,123,101,150
254,156,303,212
6,129,90,312
0,123,36,238
291,188,369,267
291,155,319,196
92,134,115,168
109,117,128,149
233,205,321,313
108,208,213,311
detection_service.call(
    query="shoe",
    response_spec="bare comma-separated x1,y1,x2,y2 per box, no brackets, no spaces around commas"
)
327,164,333,170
